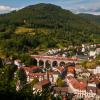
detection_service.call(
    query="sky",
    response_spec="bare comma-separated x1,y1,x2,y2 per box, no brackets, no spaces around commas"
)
0,0,100,15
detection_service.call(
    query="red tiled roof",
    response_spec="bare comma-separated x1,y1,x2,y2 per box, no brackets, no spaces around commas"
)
96,44,100,47
28,73,45,77
30,66,40,70
21,67,31,71
54,87,68,92
35,79,51,86
67,66,75,73
28,72,53,78
22,66,40,72
67,77,87,90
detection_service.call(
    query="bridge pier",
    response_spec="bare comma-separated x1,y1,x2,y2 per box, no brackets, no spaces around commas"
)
37,60,39,66
44,60,46,68
58,61,60,67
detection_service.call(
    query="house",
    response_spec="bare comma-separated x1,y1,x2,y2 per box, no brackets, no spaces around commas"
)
66,76,100,99
86,86,97,98
96,48,100,55
27,73,45,82
27,71,55,83
52,71,60,83
33,79,51,91
74,84,97,99
94,66,100,74
89,51,96,59
88,74,100,84
75,65,82,73
66,76,87,93
53,87,68,100
14,59,22,67
4,58,13,65
53,87,68,95
67,66,75,74
22,66,40,75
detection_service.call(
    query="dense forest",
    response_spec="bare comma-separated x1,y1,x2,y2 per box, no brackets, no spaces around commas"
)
78,13,100,25
0,3,100,57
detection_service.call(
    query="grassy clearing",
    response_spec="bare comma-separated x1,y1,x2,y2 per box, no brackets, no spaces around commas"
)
15,27,35,34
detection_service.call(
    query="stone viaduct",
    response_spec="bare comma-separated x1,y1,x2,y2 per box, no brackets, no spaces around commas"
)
31,55,80,67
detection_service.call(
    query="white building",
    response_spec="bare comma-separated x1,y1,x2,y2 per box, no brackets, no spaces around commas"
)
88,66,100,74
96,48,100,55
89,51,96,57
75,89,96,99
81,47,85,52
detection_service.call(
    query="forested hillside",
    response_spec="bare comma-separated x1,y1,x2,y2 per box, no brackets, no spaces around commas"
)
78,13,100,25
0,3,99,56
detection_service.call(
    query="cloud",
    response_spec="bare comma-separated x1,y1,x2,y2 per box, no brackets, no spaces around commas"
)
57,0,100,15
70,0,100,15
0,5,19,14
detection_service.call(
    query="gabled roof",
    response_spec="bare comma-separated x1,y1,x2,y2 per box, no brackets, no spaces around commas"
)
35,79,51,86
53,87,68,92
22,66,40,72
67,77,87,90
28,73,45,77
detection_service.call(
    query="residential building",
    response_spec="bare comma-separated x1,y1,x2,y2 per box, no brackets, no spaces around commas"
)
33,79,51,91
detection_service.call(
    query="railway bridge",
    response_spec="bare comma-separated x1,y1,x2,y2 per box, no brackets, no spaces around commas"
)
31,55,80,67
